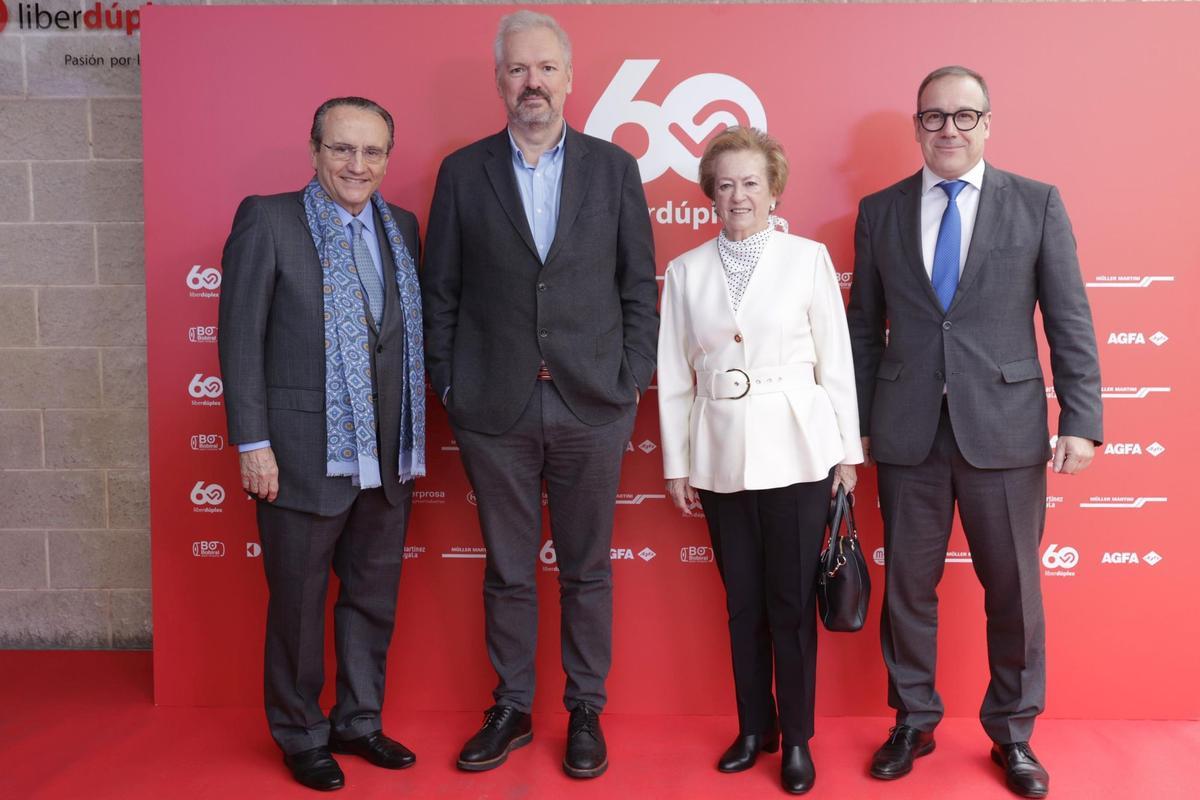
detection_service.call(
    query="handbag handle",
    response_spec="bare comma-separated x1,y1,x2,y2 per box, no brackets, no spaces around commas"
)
824,485,856,578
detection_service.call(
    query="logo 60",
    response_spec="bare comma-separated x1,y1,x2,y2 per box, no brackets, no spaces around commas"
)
190,481,225,506
189,374,223,398
1042,544,1079,569
585,59,767,184
186,265,222,290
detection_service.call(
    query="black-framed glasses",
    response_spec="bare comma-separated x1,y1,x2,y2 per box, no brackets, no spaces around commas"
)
321,143,389,164
915,109,987,132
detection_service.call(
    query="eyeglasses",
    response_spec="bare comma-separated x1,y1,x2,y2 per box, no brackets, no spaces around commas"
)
915,109,987,133
320,143,389,164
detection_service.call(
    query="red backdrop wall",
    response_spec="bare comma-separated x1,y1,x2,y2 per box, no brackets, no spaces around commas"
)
141,4,1200,719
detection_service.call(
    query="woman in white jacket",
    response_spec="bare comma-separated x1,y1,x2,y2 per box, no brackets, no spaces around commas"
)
658,127,863,795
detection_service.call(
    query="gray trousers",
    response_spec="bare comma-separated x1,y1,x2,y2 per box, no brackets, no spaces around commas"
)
452,381,635,713
878,402,1047,744
257,484,412,755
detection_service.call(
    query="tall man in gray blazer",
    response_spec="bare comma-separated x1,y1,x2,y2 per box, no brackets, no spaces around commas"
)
219,97,426,792
847,66,1102,799
422,11,657,780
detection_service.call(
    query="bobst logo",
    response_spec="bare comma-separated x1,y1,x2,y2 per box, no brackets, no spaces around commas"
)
188,325,218,343
190,433,225,451
680,545,713,564
192,541,225,558
586,60,767,185
187,265,222,296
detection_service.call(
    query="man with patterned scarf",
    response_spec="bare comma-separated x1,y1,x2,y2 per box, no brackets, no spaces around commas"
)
218,96,425,792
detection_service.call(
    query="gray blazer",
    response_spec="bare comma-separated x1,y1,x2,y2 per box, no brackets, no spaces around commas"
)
422,126,659,434
847,164,1102,469
218,191,420,515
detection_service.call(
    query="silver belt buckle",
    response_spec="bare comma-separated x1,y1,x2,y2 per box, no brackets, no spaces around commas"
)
724,368,750,400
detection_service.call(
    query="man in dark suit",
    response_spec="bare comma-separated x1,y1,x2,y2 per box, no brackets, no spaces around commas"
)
847,66,1102,799
218,97,426,792
422,10,657,780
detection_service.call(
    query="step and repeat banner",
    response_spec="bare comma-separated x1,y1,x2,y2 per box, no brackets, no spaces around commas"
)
142,5,1198,718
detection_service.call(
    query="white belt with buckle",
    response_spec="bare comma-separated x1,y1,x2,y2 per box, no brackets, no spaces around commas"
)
695,364,816,400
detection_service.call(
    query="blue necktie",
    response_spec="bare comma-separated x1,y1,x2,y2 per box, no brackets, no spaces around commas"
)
349,219,384,325
931,180,968,312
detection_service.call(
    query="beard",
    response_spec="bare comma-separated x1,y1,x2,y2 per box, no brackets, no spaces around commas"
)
509,91,557,127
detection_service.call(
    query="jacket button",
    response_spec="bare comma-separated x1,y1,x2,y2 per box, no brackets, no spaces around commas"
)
376,345,384,353
537,282,547,292
942,321,952,330
935,370,944,380
734,333,743,343
538,329,549,338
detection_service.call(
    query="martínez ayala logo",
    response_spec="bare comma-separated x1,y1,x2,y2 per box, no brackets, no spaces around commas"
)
4,2,151,36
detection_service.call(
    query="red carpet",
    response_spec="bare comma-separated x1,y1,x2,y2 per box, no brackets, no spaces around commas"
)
2,652,1195,799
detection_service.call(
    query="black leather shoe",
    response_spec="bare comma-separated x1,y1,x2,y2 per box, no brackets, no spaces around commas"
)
991,742,1050,798
283,746,344,791
328,729,415,770
457,705,533,772
717,730,780,772
563,703,607,778
869,725,935,779
781,742,816,794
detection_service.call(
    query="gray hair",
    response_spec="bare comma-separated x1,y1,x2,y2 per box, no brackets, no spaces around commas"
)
494,10,572,69
917,65,991,112
310,96,395,151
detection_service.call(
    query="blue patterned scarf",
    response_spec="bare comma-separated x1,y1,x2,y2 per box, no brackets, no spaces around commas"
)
302,178,426,487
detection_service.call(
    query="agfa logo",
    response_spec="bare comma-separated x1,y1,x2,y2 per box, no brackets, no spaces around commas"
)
585,59,767,184
190,481,225,507
638,547,657,562
188,373,223,399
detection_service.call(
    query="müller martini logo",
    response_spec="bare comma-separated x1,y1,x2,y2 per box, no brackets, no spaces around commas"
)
3,2,151,36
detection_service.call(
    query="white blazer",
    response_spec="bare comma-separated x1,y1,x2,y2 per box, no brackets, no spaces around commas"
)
658,233,863,493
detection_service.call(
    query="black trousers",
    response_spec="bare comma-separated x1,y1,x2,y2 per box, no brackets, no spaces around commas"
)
699,475,833,745
257,484,412,755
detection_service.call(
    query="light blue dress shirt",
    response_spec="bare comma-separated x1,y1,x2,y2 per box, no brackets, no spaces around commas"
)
508,126,566,263
238,203,384,454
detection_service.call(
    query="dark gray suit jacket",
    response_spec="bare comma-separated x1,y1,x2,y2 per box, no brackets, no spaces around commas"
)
218,191,420,515
847,164,1102,469
421,126,659,434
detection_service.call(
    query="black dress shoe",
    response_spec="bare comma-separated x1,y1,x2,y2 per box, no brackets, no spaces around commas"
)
283,746,345,791
457,705,533,772
991,742,1050,798
869,725,935,779
781,742,816,795
563,703,607,778
717,730,780,772
329,729,415,770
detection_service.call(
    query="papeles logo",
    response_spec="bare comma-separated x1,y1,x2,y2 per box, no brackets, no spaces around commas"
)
586,59,767,185
190,481,225,512
1041,543,1079,576
188,373,223,406
3,2,149,36
186,265,222,297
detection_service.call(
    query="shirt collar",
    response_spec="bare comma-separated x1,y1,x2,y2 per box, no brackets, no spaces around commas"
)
922,159,986,195
333,203,376,236
508,124,567,169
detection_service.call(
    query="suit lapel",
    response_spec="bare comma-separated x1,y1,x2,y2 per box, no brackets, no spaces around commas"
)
544,126,591,266
895,171,943,312
948,164,1005,311
482,130,540,261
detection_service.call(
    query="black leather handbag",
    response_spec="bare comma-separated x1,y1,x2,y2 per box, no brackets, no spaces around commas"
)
817,486,871,632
